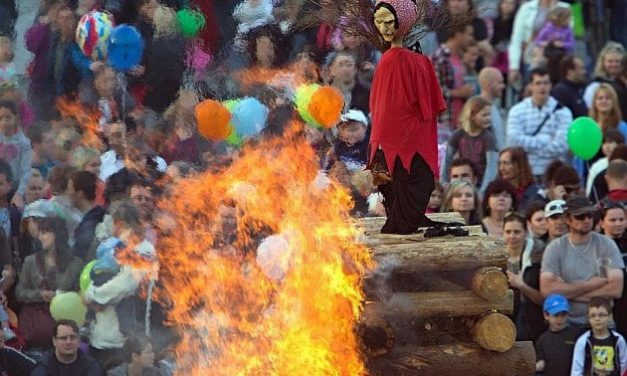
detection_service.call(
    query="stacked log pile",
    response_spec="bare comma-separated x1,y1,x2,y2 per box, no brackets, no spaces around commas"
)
358,213,536,376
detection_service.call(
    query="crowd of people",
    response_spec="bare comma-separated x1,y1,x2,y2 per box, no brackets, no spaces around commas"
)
0,0,623,375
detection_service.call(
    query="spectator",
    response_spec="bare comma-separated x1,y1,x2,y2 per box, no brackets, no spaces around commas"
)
441,180,482,225
0,36,15,88
507,68,573,179
16,217,83,349
540,196,625,327
583,42,626,115
497,147,540,211
507,0,571,86
482,179,517,238
530,162,581,204
432,23,476,138
71,146,104,205
543,199,568,243
532,7,575,55
448,157,479,186
323,51,370,114
334,109,369,170
106,335,164,376
0,100,32,207
0,322,35,375
590,145,627,202
68,170,105,261
17,200,48,266
32,319,102,376
551,55,588,119
604,159,627,203
534,294,579,376
24,169,46,205
426,181,444,214
526,201,548,240
570,297,627,376
489,0,517,82
589,84,627,142
80,66,135,130
442,96,498,192
27,121,56,178
586,130,624,198
47,165,83,243
478,67,506,150
503,212,546,342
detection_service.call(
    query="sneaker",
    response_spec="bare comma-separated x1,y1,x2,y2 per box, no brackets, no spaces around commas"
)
2,327,16,341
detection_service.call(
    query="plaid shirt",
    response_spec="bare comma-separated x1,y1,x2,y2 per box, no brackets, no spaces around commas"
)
432,45,454,130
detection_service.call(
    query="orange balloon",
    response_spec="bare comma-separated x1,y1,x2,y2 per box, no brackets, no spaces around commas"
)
195,100,232,141
308,86,344,128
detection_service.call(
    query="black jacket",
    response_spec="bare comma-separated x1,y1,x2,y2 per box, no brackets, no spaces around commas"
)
32,351,102,376
552,79,588,119
73,206,106,262
0,347,35,376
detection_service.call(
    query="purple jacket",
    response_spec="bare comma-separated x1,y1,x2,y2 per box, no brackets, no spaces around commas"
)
533,22,575,52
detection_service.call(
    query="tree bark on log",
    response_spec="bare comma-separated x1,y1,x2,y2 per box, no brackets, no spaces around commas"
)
366,341,536,376
369,238,508,273
442,267,509,302
363,290,513,319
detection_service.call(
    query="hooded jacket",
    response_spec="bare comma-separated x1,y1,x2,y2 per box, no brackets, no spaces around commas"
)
571,330,627,376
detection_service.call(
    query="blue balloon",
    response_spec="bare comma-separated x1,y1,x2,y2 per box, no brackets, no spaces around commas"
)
231,97,269,139
107,25,144,71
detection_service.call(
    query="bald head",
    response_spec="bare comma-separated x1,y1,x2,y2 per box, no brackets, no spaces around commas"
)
478,67,505,100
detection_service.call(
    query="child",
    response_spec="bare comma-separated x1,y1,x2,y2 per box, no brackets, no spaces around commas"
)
0,36,15,85
571,297,627,376
441,96,498,193
0,100,32,206
427,182,444,213
535,294,579,376
334,109,369,170
533,7,575,54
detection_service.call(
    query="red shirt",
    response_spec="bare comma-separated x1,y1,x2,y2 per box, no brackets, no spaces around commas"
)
368,48,446,178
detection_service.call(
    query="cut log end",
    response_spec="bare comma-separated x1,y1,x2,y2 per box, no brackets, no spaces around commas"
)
472,312,516,352
472,267,509,302
358,307,396,357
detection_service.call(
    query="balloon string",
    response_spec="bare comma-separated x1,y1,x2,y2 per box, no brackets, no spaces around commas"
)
117,72,127,119
587,160,600,203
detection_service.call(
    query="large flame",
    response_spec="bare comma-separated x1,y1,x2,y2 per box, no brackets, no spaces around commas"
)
156,126,373,375
56,96,105,151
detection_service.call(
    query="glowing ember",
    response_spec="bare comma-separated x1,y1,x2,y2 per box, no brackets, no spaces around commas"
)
155,127,373,375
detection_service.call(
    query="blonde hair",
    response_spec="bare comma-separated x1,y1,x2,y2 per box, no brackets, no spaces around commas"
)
153,6,179,38
441,180,482,222
590,83,623,131
459,96,491,133
593,42,625,79
0,36,14,62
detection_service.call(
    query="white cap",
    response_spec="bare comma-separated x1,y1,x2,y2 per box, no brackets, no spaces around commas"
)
340,109,368,125
544,199,566,218
23,199,54,219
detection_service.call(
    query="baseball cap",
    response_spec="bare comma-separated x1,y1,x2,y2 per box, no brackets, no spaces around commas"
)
544,199,566,218
339,109,368,125
564,196,597,216
543,294,570,315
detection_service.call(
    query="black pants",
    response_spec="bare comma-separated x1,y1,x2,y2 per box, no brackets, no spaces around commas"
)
378,152,434,234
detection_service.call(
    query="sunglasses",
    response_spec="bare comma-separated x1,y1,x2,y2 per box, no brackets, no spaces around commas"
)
573,212,594,220
504,211,526,221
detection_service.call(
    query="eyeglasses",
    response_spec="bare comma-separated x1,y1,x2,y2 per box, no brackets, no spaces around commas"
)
55,334,78,341
588,313,610,319
504,212,526,221
573,213,594,220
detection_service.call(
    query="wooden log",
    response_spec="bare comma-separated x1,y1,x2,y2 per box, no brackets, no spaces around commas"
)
472,312,517,352
360,213,467,232
366,341,536,376
360,225,486,247
357,306,396,357
364,290,513,319
443,267,509,302
370,238,508,273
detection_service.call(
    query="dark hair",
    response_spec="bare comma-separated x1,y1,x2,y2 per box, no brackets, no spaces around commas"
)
0,159,13,184
37,217,72,272
0,100,17,115
503,211,527,230
588,296,612,313
600,200,626,219
245,24,289,68
446,22,473,41
559,55,578,81
498,147,535,189
450,157,479,177
53,319,79,337
26,121,52,145
70,170,98,201
610,144,627,161
110,199,143,235
482,179,517,216
124,335,152,362
48,166,75,195
543,159,566,185
528,67,550,83
553,165,580,186
105,169,136,204
130,174,159,197
604,129,626,144
526,200,546,221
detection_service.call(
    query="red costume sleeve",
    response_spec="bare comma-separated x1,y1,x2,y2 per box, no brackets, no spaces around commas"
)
368,48,446,178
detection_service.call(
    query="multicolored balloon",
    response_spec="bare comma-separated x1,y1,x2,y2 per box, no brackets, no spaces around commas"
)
107,24,144,71
294,84,321,128
76,11,114,61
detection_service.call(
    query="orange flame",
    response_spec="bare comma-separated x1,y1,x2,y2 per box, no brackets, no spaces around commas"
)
155,126,373,375
56,97,105,151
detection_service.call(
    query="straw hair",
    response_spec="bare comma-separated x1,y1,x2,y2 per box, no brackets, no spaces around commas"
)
590,83,623,132
459,96,491,133
593,42,625,79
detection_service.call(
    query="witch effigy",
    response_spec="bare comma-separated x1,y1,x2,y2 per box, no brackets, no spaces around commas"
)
306,0,472,234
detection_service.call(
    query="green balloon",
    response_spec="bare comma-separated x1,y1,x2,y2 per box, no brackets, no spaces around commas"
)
80,260,96,293
226,129,242,147
176,9,206,38
567,117,602,160
50,292,88,327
